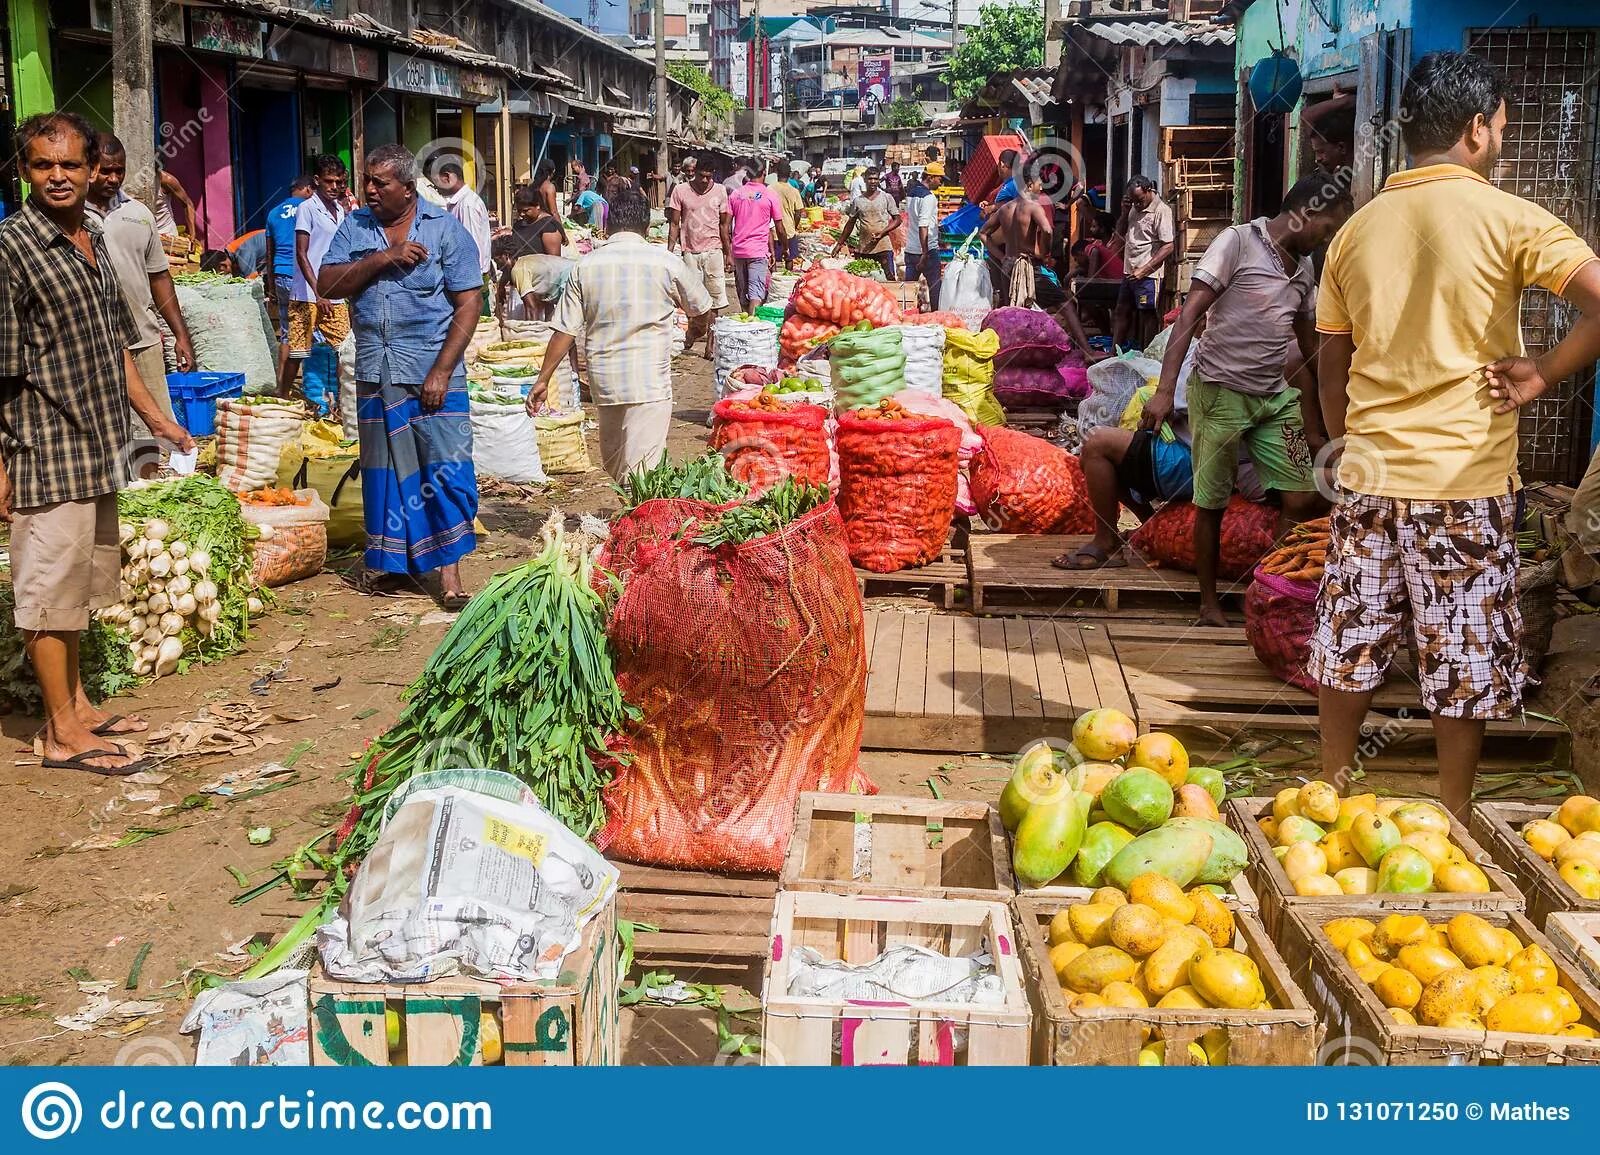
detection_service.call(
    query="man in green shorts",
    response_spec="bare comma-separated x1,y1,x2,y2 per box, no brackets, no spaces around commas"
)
1143,174,1352,625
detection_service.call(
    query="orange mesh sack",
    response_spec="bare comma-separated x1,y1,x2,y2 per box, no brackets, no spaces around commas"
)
598,499,873,872
710,398,831,494
597,498,719,593
836,408,961,572
1129,495,1278,579
969,425,1094,534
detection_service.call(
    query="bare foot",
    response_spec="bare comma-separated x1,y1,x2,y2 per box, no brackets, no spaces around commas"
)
1194,603,1231,628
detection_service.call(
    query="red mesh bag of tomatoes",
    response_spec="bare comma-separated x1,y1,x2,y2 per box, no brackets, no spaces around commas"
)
710,396,831,495
1129,495,1279,579
598,498,874,872
968,425,1095,534
836,402,961,572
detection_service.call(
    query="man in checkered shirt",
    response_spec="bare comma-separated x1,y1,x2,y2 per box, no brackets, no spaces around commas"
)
0,111,194,777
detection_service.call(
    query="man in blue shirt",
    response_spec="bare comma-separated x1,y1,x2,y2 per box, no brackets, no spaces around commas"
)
264,174,313,353
319,145,482,609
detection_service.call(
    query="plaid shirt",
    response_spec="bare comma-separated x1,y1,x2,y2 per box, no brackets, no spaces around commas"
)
0,200,136,508
552,232,711,405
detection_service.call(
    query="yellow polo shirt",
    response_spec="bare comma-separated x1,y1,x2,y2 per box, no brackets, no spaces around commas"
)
1317,163,1597,499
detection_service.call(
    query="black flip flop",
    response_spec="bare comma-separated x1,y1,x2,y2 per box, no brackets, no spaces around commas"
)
42,746,152,778
91,714,147,738
341,569,414,597
1050,544,1128,571
440,591,472,613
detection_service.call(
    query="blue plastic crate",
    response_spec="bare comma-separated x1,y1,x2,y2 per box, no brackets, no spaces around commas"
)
167,371,245,437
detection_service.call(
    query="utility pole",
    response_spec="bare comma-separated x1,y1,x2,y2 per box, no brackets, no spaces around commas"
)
654,0,669,203
111,0,158,218
751,0,762,152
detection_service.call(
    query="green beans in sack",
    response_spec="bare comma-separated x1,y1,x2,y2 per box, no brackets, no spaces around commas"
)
829,327,906,410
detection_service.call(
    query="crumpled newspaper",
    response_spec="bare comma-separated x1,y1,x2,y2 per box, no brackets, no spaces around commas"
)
786,944,1004,1007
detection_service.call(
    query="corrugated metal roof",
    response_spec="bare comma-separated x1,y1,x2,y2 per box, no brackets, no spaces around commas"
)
1012,73,1058,109
1073,20,1236,47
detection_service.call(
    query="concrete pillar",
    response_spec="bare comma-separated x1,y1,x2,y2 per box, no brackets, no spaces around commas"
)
111,0,158,209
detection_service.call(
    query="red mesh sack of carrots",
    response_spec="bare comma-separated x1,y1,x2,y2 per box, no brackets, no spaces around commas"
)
710,396,831,495
598,498,720,591
1129,495,1279,579
780,315,841,360
791,267,901,327
835,402,962,572
968,425,1095,534
1244,567,1321,695
598,499,874,872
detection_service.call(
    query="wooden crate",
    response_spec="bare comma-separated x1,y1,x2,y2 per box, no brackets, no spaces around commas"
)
1160,124,1234,163
856,545,967,610
761,891,1030,1065
1470,801,1600,931
1182,216,1230,254
1018,862,1261,912
1228,797,1523,946
308,901,618,1066
1013,892,1318,1065
1547,912,1600,991
1282,906,1600,1065
616,863,775,966
781,792,1016,901
1178,186,1233,220
967,532,1225,614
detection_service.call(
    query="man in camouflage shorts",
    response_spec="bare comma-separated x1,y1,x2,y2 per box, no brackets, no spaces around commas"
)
1312,52,1600,816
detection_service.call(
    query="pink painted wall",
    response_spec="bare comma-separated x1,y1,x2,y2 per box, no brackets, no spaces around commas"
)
157,55,234,247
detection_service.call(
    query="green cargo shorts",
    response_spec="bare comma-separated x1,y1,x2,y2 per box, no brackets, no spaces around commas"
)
1188,372,1316,509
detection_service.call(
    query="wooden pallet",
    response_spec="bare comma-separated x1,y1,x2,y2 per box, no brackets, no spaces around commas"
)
860,607,1133,752
966,533,1241,613
1113,627,1570,772
616,863,776,966
856,546,967,610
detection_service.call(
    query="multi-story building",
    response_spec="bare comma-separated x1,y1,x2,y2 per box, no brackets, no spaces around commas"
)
630,0,711,50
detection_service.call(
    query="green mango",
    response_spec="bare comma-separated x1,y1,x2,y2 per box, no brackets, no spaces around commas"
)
1104,825,1214,891
998,743,1060,833
1163,817,1248,885
1100,768,1174,832
1185,766,1226,807
1013,789,1091,889
1071,821,1138,888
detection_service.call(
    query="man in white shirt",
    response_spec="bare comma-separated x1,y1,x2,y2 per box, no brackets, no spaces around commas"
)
900,169,942,309
848,168,867,200
278,153,354,402
434,161,493,279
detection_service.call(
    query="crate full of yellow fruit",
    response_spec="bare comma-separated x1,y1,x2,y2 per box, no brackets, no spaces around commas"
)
1013,873,1318,1066
1227,786,1521,944
1470,797,1600,930
1291,909,1600,1065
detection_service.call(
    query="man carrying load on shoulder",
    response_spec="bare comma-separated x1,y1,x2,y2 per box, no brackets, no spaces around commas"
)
1312,52,1600,819
1143,172,1351,626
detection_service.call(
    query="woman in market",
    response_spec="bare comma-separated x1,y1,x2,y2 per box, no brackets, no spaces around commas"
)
318,143,483,610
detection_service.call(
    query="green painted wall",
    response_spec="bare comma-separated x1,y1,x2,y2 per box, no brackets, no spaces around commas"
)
54,43,113,129
401,98,433,156
7,0,54,120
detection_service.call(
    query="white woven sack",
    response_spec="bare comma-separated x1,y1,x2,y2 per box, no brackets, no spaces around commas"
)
470,397,548,484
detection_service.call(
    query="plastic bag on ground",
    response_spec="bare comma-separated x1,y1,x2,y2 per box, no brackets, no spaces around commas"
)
318,768,618,983
1079,352,1162,441
1129,495,1279,579
471,393,549,484
710,397,831,493
1245,567,1320,695
535,409,591,473
939,235,993,331
969,425,1095,534
599,500,872,872
836,409,962,571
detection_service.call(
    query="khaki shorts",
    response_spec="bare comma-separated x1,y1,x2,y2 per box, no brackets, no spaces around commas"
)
681,248,729,310
10,494,121,632
287,299,351,358
597,399,673,482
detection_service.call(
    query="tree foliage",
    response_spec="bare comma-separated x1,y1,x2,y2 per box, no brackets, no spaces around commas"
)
946,2,1045,104
668,61,736,126
879,96,927,129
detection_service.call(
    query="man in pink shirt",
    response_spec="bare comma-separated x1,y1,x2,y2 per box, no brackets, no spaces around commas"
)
726,158,788,312
667,156,732,356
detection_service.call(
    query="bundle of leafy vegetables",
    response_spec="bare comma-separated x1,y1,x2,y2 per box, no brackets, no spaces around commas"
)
615,452,749,510
246,515,629,977
117,476,258,664
844,258,886,279
0,586,134,712
691,476,831,547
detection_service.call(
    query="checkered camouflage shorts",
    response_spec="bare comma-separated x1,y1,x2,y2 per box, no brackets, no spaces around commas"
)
1307,492,1524,719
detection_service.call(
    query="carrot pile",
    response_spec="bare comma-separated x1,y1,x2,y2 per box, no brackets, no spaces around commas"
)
242,486,309,507
1259,517,1330,581
791,267,900,328
730,393,796,414
779,315,841,360
852,398,911,421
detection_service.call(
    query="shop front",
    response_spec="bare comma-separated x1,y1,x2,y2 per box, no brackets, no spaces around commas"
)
386,53,507,220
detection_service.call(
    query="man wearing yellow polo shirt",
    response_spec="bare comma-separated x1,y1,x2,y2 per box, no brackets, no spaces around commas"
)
1313,51,1600,818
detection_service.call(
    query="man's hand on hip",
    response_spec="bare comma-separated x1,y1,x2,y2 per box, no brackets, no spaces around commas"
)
1484,356,1552,414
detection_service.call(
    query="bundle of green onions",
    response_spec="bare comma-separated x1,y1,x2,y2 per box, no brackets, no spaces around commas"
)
616,452,748,510
246,514,630,979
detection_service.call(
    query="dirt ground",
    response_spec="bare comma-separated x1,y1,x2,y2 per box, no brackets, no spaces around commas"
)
0,350,1594,1066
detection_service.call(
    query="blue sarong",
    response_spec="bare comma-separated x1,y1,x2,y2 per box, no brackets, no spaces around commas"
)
358,369,478,574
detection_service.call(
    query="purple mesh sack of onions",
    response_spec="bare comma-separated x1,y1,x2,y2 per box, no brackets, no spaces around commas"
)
981,306,1073,369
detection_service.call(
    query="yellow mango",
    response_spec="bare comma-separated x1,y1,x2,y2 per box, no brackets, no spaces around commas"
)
1297,781,1341,824
1106,903,1168,958
1061,945,1138,994
1066,991,1106,1010
1067,902,1119,946
1188,889,1235,949
1439,1011,1486,1031
1335,867,1379,895
1345,937,1378,969
1554,838,1600,871
1282,841,1329,882
1400,830,1456,869
1447,914,1516,968
1127,875,1194,924
1370,913,1429,960
1547,985,1582,1026
1388,1007,1418,1026
1090,886,1129,907
1417,969,1479,1027
1357,960,1393,985
1319,830,1366,873
1435,859,1492,894
1559,859,1600,900
1391,802,1451,838
1397,943,1468,986
1555,795,1600,836
1471,966,1517,1013
1155,984,1208,1010
1143,935,1209,1000
1560,1023,1599,1038
1048,910,1081,946
1323,917,1377,953
1271,787,1303,824
1100,980,1149,1009
1189,949,1265,1010
1485,991,1565,1035
1258,816,1279,843
1373,966,1423,1011
1496,928,1524,961
1294,873,1342,896
1522,819,1571,861
1049,941,1089,981
1509,944,1560,992
1376,799,1408,818
1339,793,1378,820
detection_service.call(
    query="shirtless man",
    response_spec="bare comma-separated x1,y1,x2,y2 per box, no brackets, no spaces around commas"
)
982,174,1052,306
